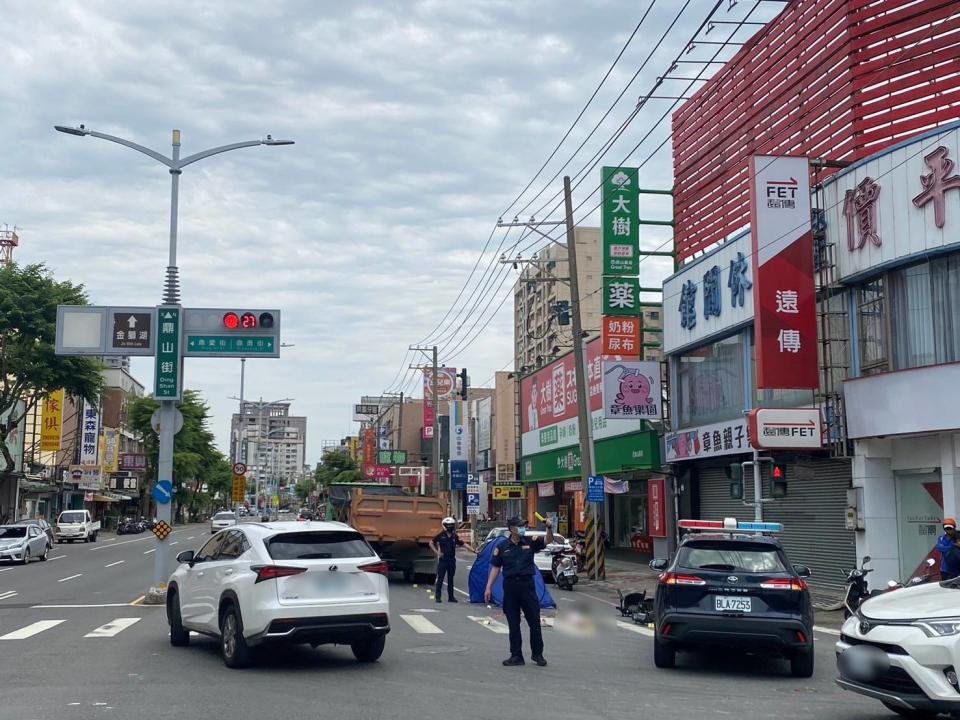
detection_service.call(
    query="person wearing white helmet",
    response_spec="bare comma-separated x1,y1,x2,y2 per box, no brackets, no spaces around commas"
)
430,516,477,603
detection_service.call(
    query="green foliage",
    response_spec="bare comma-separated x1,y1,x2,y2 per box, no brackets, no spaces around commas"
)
314,448,359,487
0,263,104,473
127,390,229,512
295,477,316,501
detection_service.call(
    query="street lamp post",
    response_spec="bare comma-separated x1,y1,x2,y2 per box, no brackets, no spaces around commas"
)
55,125,294,597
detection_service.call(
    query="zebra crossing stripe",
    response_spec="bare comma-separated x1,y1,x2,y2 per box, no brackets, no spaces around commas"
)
468,615,509,634
0,620,67,640
616,620,654,637
85,618,142,638
400,614,444,634
0,591,17,601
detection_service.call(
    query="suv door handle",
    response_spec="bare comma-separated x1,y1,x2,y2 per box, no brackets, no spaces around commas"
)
196,571,204,577
224,568,234,576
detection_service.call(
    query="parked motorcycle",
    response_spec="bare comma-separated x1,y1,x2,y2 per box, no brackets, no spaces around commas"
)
549,546,579,590
842,555,875,618
117,517,140,535
882,557,937,592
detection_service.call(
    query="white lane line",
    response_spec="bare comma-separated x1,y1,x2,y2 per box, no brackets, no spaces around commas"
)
49,555,66,561
617,620,655,637
143,549,155,555
85,617,142,638
104,560,125,568
33,603,152,609
0,619,67,640
88,528,186,552
468,615,510,634
814,625,841,636
0,591,17,600
0,567,12,573
170,541,179,546
187,536,195,540
400,614,444,634
57,573,82,583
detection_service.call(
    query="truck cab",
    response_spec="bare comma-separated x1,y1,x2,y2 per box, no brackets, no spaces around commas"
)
55,509,101,543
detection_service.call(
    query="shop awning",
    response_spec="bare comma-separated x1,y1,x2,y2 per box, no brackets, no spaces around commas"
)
104,491,134,501
92,494,116,503
19,479,59,493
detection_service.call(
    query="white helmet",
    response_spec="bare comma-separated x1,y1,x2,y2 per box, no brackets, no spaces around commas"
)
442,516,456,528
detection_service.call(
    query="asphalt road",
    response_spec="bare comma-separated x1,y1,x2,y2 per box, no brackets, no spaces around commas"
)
0,524,900,720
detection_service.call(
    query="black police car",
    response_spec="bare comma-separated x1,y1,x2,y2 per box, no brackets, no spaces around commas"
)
650,518,815,677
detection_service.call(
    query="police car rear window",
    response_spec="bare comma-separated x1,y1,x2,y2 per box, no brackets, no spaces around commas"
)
677,541,786,573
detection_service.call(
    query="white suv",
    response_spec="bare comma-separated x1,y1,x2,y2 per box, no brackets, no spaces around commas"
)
836,578,960,718
166,521,390,668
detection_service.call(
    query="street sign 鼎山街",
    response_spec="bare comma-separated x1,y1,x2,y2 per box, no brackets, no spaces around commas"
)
601,316,641,356
493,485,524,500
748,408,823,450
602,166,640,275
749,156,819,390
154,306,182,400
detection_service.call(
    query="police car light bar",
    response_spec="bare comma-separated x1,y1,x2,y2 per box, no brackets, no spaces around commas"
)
678,518,783,533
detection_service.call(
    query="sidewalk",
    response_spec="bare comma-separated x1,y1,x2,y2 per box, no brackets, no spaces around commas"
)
574,551,847,631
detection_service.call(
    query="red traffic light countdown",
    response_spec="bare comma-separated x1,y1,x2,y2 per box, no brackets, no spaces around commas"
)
222,311,274,330
223,312,240,329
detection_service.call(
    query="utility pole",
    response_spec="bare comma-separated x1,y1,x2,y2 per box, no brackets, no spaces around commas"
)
410,346,441,496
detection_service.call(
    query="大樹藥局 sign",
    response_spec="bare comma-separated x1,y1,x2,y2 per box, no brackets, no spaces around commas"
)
520,339,643,456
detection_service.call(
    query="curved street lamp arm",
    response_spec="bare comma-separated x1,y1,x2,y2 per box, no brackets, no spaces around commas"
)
85,130,173,168
177,140,265,169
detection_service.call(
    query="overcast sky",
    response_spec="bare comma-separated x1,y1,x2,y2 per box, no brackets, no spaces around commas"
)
2,0,779,463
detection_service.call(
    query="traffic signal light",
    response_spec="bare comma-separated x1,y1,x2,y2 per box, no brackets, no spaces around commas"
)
459,368,468,401
726,463,743,500
555,300,571,326
221,311,274,330
771,463,788,498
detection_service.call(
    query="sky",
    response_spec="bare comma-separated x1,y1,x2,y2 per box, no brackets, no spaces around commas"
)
1,0,781,464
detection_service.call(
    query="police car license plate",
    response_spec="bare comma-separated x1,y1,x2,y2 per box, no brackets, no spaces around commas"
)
715,596,751,613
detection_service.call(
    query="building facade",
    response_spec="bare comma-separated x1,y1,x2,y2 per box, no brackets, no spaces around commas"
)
232,402,307,495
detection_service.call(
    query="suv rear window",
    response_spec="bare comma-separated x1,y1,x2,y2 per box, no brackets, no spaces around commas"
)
266,531,376,560
677,541,787,573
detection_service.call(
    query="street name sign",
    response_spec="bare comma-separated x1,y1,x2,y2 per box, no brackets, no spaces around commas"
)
154,306,182,400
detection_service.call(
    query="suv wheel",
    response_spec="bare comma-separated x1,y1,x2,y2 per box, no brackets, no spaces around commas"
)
790,648,814,678
220,605,252,668
653,638,675,668
351,635,386,663
167,591,190,647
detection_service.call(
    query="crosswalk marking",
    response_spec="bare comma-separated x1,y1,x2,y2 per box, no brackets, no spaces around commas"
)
85,618,141,638
468,615,510,634
0,590,17,601
400,614,444,634
616,620,654,637
0,620,67,640
814,625,841,636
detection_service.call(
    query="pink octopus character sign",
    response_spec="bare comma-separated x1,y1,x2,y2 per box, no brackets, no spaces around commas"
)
601,361,662,420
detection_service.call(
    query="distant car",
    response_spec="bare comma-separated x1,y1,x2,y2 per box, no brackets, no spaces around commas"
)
0,523,51,563
210,511,237,534
478,527,571,578
166,521,390,668
14,519,54,546
650,518,814,677
297,509,314,522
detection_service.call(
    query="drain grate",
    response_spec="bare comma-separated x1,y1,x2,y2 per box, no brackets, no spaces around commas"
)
405,644,469,654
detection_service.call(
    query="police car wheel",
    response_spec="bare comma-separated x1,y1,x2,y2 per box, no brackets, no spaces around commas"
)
790,648,814,678
653,639,675,669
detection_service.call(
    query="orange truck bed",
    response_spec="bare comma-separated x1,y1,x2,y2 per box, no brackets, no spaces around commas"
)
349,489,448,544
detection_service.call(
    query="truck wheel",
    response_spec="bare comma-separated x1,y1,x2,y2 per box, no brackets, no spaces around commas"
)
653,639,676,669
403,568,414,583
91,531,98,542
351,636,386,663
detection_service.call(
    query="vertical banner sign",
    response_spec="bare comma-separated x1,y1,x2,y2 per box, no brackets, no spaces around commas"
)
749,156,819,389
648,476,667,538
79,400,100,466
602,276,640,316
602,166,640,274
154,306,182,400
363,428,376,466
103,428,120,473
40,389,65,452
449,400,468,463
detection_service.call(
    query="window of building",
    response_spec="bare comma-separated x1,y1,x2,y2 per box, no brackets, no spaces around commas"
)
676,333,746,427
858,276,887,374
648,311,660,320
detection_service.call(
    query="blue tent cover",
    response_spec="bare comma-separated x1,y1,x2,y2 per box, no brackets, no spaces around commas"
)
468,536,556,608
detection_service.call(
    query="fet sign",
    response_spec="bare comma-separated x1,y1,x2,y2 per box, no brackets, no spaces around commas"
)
748,408,823,450
749,156,819,390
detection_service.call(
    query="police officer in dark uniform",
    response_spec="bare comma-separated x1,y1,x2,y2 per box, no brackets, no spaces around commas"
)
484,515,553,666
430,517,477,602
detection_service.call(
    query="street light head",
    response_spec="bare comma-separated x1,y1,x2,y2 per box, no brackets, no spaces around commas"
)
262,135,295,146
54,125,87,137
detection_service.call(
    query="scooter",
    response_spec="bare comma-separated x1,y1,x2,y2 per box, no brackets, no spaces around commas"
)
549,546,579,591
882,557,937,592
842,555,875,618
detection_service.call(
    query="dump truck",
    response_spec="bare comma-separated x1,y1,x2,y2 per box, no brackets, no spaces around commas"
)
328,483,448,581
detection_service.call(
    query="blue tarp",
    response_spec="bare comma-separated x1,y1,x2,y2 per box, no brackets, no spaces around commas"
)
468,537,556,608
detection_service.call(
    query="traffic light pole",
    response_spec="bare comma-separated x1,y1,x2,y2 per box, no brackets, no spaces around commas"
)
752,449,763,523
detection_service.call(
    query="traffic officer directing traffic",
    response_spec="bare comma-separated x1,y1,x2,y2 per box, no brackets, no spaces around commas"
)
484,515,553,667
430,517,477,602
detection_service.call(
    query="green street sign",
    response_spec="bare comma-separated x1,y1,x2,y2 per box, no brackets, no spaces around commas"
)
185,335,276,355
602,166,640,275
154,306,181,400
603,276,641,316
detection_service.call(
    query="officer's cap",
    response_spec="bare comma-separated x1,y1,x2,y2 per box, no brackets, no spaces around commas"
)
506,516,527,528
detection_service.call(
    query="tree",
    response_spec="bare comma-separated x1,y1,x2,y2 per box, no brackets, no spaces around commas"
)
314,448,360,487
128,390,229,518
0,263,103,473
295,477,316,502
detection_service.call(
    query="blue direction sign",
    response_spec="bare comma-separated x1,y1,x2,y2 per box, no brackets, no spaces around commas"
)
152,479,173,505
587,475,605,503
450,461,468,490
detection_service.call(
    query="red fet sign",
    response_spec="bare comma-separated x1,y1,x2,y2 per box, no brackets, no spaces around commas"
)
749,155,819,390
648,476,667,538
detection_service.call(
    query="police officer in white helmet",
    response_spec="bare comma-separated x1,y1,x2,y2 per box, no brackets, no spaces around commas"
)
430,516,477,602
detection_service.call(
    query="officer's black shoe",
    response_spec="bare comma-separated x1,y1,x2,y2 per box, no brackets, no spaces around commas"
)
448,597,459,603
435,596,442,603
502,656,525,666
532,654,548,667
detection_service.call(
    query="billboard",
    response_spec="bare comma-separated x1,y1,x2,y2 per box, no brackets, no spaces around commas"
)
601,360,662,420
749,155,819,389
602,166,640,275
520,338,643,456
79,400,100,466
449,400,468,463
40,389,65,453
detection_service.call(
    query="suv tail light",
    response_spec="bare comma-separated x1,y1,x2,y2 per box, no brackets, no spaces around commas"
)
251,565,307,583
660,572,706,586
359,561,390,576
760,578,807,591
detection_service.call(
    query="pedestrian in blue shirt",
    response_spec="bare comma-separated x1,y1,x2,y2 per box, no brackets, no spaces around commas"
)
936,518,960,581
